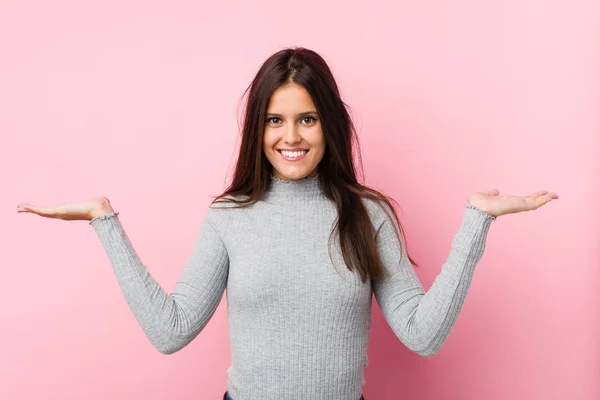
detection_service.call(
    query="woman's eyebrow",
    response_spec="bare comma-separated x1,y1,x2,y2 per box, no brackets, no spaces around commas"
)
265,111,318,117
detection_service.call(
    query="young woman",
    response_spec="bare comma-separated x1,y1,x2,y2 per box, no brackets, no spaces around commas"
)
18,47,558,400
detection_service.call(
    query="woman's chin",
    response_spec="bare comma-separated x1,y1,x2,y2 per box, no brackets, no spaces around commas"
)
273,168,315,181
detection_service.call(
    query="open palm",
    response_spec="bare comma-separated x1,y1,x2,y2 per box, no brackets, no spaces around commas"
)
467,189,559,218
17,196,113,221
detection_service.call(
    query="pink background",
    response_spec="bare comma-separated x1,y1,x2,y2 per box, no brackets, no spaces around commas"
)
2,1,598,399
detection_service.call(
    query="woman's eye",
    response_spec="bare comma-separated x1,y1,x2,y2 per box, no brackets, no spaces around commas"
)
267,116,316,125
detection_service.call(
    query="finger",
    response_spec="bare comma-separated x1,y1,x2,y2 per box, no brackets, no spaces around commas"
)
17,203,35,213
529,194,556,210
17,203,54,217
531,190,548,197
487,189,500,196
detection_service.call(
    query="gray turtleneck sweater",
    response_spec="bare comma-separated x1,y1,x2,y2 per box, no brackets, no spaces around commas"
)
90,176,494,400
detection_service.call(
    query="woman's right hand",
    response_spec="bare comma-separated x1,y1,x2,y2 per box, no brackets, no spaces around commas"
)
17,196,115,221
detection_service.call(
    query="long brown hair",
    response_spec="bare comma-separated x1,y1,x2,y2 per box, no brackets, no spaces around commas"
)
214,47,417,282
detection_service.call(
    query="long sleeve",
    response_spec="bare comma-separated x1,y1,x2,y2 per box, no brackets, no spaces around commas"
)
372,204,494,357
89,208,229,354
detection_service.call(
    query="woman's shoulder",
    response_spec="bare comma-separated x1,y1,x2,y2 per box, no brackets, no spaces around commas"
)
210,196,246,209
205,193,256,222
198,196,245,239
208,191,255,208
360,195,398,227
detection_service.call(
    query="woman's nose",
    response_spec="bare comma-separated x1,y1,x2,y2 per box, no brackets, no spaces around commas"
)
283,124,301,144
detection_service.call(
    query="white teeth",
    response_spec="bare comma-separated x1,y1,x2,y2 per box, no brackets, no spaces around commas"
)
281,150,306,158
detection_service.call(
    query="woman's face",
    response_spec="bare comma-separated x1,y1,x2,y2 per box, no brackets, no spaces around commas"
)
263,82,326,181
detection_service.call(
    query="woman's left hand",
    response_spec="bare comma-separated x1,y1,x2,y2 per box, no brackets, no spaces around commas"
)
467,189,559,218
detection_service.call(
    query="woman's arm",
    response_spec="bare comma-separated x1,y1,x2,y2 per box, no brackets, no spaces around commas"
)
90,208,229,354
372,204,494,357
17,195,229,355
372,187,557,356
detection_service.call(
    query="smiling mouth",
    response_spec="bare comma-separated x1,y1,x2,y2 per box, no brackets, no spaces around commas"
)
277,149,309,161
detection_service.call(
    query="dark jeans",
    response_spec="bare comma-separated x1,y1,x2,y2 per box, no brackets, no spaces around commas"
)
224,392,365,399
